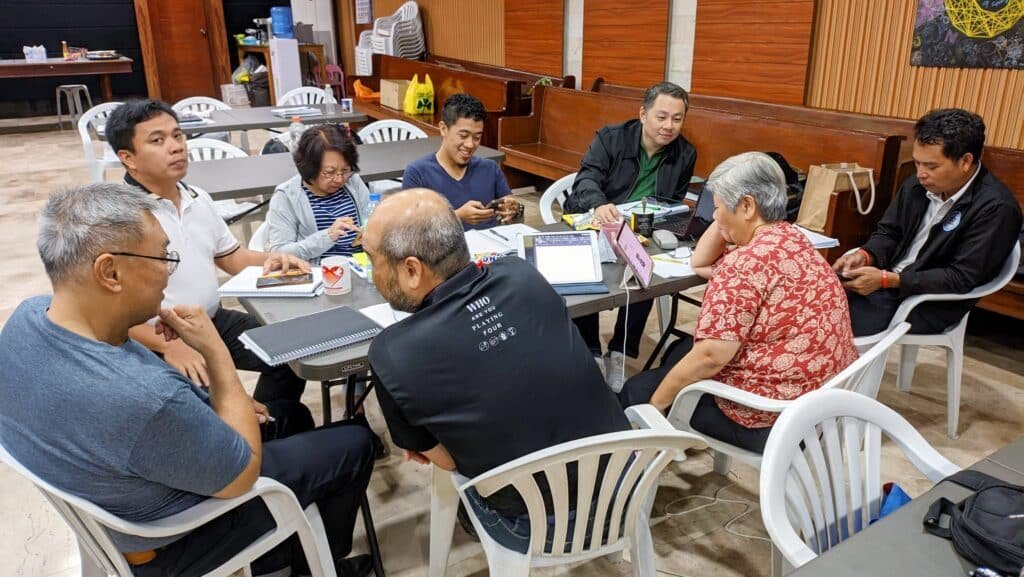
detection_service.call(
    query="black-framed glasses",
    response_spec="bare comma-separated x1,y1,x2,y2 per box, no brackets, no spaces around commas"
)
108,250,180,275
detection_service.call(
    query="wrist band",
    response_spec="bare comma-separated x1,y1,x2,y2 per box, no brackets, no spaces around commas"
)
858,248,872,266
881,270,888,289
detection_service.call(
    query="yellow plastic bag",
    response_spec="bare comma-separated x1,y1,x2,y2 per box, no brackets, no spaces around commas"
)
403,74,434,115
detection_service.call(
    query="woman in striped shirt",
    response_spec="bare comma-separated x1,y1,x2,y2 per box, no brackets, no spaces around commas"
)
267,124,370,262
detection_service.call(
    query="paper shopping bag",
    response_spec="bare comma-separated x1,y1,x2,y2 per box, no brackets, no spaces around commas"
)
795,163,876,233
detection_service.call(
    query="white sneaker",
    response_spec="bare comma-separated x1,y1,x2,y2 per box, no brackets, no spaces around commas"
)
604,351,627,393
594,356,607,380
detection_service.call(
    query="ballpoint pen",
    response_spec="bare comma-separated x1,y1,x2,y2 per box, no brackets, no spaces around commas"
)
489,229,510,243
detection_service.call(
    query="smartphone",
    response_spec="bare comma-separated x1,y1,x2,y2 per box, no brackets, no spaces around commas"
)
837,271,852,281
486,198,503,210
256,270,314,288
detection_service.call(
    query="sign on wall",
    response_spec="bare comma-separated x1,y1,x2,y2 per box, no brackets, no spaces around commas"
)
911,0,1024,68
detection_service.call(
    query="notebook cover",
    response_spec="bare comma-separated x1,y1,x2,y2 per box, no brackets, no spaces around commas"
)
238,306,382,366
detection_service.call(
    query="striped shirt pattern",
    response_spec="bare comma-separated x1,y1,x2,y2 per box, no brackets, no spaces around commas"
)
303,183,361,257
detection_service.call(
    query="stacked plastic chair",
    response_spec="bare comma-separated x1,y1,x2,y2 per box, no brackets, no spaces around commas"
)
355,30,375,76
369,1,425,58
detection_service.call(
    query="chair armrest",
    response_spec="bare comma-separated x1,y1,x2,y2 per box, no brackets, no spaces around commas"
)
666,379,791,431
103,477,296,538
625,404,675,431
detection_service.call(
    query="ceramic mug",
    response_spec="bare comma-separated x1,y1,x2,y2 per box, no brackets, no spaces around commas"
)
321,256,352,295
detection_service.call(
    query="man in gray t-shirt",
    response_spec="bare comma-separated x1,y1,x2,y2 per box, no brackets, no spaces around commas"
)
0,184,376,577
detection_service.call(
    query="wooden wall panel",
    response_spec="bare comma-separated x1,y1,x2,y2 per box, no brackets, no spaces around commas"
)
373,0,503,66
691,0,814,105
581,0,668,89
504,0,563,78
807,0,1024,149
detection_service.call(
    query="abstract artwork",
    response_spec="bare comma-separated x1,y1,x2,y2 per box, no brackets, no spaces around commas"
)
912,0,1024,68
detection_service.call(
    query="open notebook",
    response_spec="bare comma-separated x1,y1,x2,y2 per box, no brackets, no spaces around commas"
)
238,306,382,366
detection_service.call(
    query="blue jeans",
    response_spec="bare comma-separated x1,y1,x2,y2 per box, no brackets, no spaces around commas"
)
464,488,596,555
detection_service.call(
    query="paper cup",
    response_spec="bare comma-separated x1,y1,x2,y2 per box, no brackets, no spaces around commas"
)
321,257,352,295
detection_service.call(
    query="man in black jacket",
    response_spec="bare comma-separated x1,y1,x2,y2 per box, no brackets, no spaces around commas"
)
834,108,1022,336
564,82,697,390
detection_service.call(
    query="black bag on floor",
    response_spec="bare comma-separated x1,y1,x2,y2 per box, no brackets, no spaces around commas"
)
923,470,1024,575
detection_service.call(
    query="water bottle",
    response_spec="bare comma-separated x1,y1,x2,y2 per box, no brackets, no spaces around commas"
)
324,84,336,114
288,116,305,150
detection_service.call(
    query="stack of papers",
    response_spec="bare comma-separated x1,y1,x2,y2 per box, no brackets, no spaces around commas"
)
271,106,323,118
651,253,696,278
218,266,323,298
464,224,538,255
796,226,840,249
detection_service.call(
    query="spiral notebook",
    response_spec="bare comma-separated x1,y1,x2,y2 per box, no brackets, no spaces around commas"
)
238,306,382,366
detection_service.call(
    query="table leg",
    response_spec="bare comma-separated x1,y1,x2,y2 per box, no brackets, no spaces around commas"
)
99,74,113,102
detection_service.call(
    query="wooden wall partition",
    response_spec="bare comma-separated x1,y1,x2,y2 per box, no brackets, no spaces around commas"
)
581,0,669,89
504,0,564,78
691,0,815,105
807,0,1024,149
372,0,504,65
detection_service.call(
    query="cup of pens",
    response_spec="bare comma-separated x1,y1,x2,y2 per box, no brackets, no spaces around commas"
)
630,205,655,237
321,256,352,295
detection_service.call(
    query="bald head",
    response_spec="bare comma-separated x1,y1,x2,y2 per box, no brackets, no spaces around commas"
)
363,188,470,282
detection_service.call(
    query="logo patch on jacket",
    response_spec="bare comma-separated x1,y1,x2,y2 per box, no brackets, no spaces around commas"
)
942,210,962,232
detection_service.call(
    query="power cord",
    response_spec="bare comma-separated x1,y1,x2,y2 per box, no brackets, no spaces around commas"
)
620,285,630,388
661,472,771,544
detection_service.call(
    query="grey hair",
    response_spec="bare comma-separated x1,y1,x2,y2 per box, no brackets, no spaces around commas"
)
377,199,470,280
37,183,160,285
706,152,788,222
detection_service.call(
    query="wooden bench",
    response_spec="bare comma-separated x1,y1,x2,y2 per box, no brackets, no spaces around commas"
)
976,146,1024,320
499,85,903,258
349,54,526,149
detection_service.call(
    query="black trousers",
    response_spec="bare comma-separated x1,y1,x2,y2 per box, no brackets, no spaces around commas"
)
574,299,655,359
845,289,968,337
213,307,307,403
617,335,771,454
133,401,378,576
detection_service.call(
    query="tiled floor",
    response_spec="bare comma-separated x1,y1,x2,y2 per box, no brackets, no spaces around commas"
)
1,126,1022,577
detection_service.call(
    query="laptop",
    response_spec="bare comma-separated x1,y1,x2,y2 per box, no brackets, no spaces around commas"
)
517,230,609,296
654,184,715,240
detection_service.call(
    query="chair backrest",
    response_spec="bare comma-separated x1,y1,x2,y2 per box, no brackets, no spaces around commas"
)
459,429,703,558
249,221,269,251
539,172,576,224
325,64,345,98
0,439,134,576
173,96,230,115
279,86,328,106
357,119,429,144
820,322,910,399
78,101,124,182
759,389,959,569
187,137,249,162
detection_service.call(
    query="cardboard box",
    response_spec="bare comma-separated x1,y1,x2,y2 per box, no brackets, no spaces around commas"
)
380,79,411,111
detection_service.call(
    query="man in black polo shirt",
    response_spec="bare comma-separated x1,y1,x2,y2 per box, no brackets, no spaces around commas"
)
364,189,629,553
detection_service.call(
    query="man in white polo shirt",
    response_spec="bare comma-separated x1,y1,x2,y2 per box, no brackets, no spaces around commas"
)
107,100,310,403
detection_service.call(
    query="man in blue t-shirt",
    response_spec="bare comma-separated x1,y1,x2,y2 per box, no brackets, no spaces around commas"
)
0,184,377,577
402,93,523,230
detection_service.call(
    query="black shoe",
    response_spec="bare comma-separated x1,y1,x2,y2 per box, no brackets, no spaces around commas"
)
456,502,480,541
334,554,374,577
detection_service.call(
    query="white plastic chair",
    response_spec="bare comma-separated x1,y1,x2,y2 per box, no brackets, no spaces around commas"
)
428,405,707,577
357,119,429,144
173,96,248,151
78,101,124,183
0,439,338,577
279,87,328,106
539,172,576,225
854,242,1020,439
249,221,269,251
667,322,911,475
357,120,429,195
759,388,959,573
186,137,249,162
355,31,374,76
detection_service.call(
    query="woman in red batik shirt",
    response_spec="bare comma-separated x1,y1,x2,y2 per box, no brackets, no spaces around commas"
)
619,152,858,453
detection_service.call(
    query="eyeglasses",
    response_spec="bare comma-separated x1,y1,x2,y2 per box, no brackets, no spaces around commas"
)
107,250,181,275
320,167,354,181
